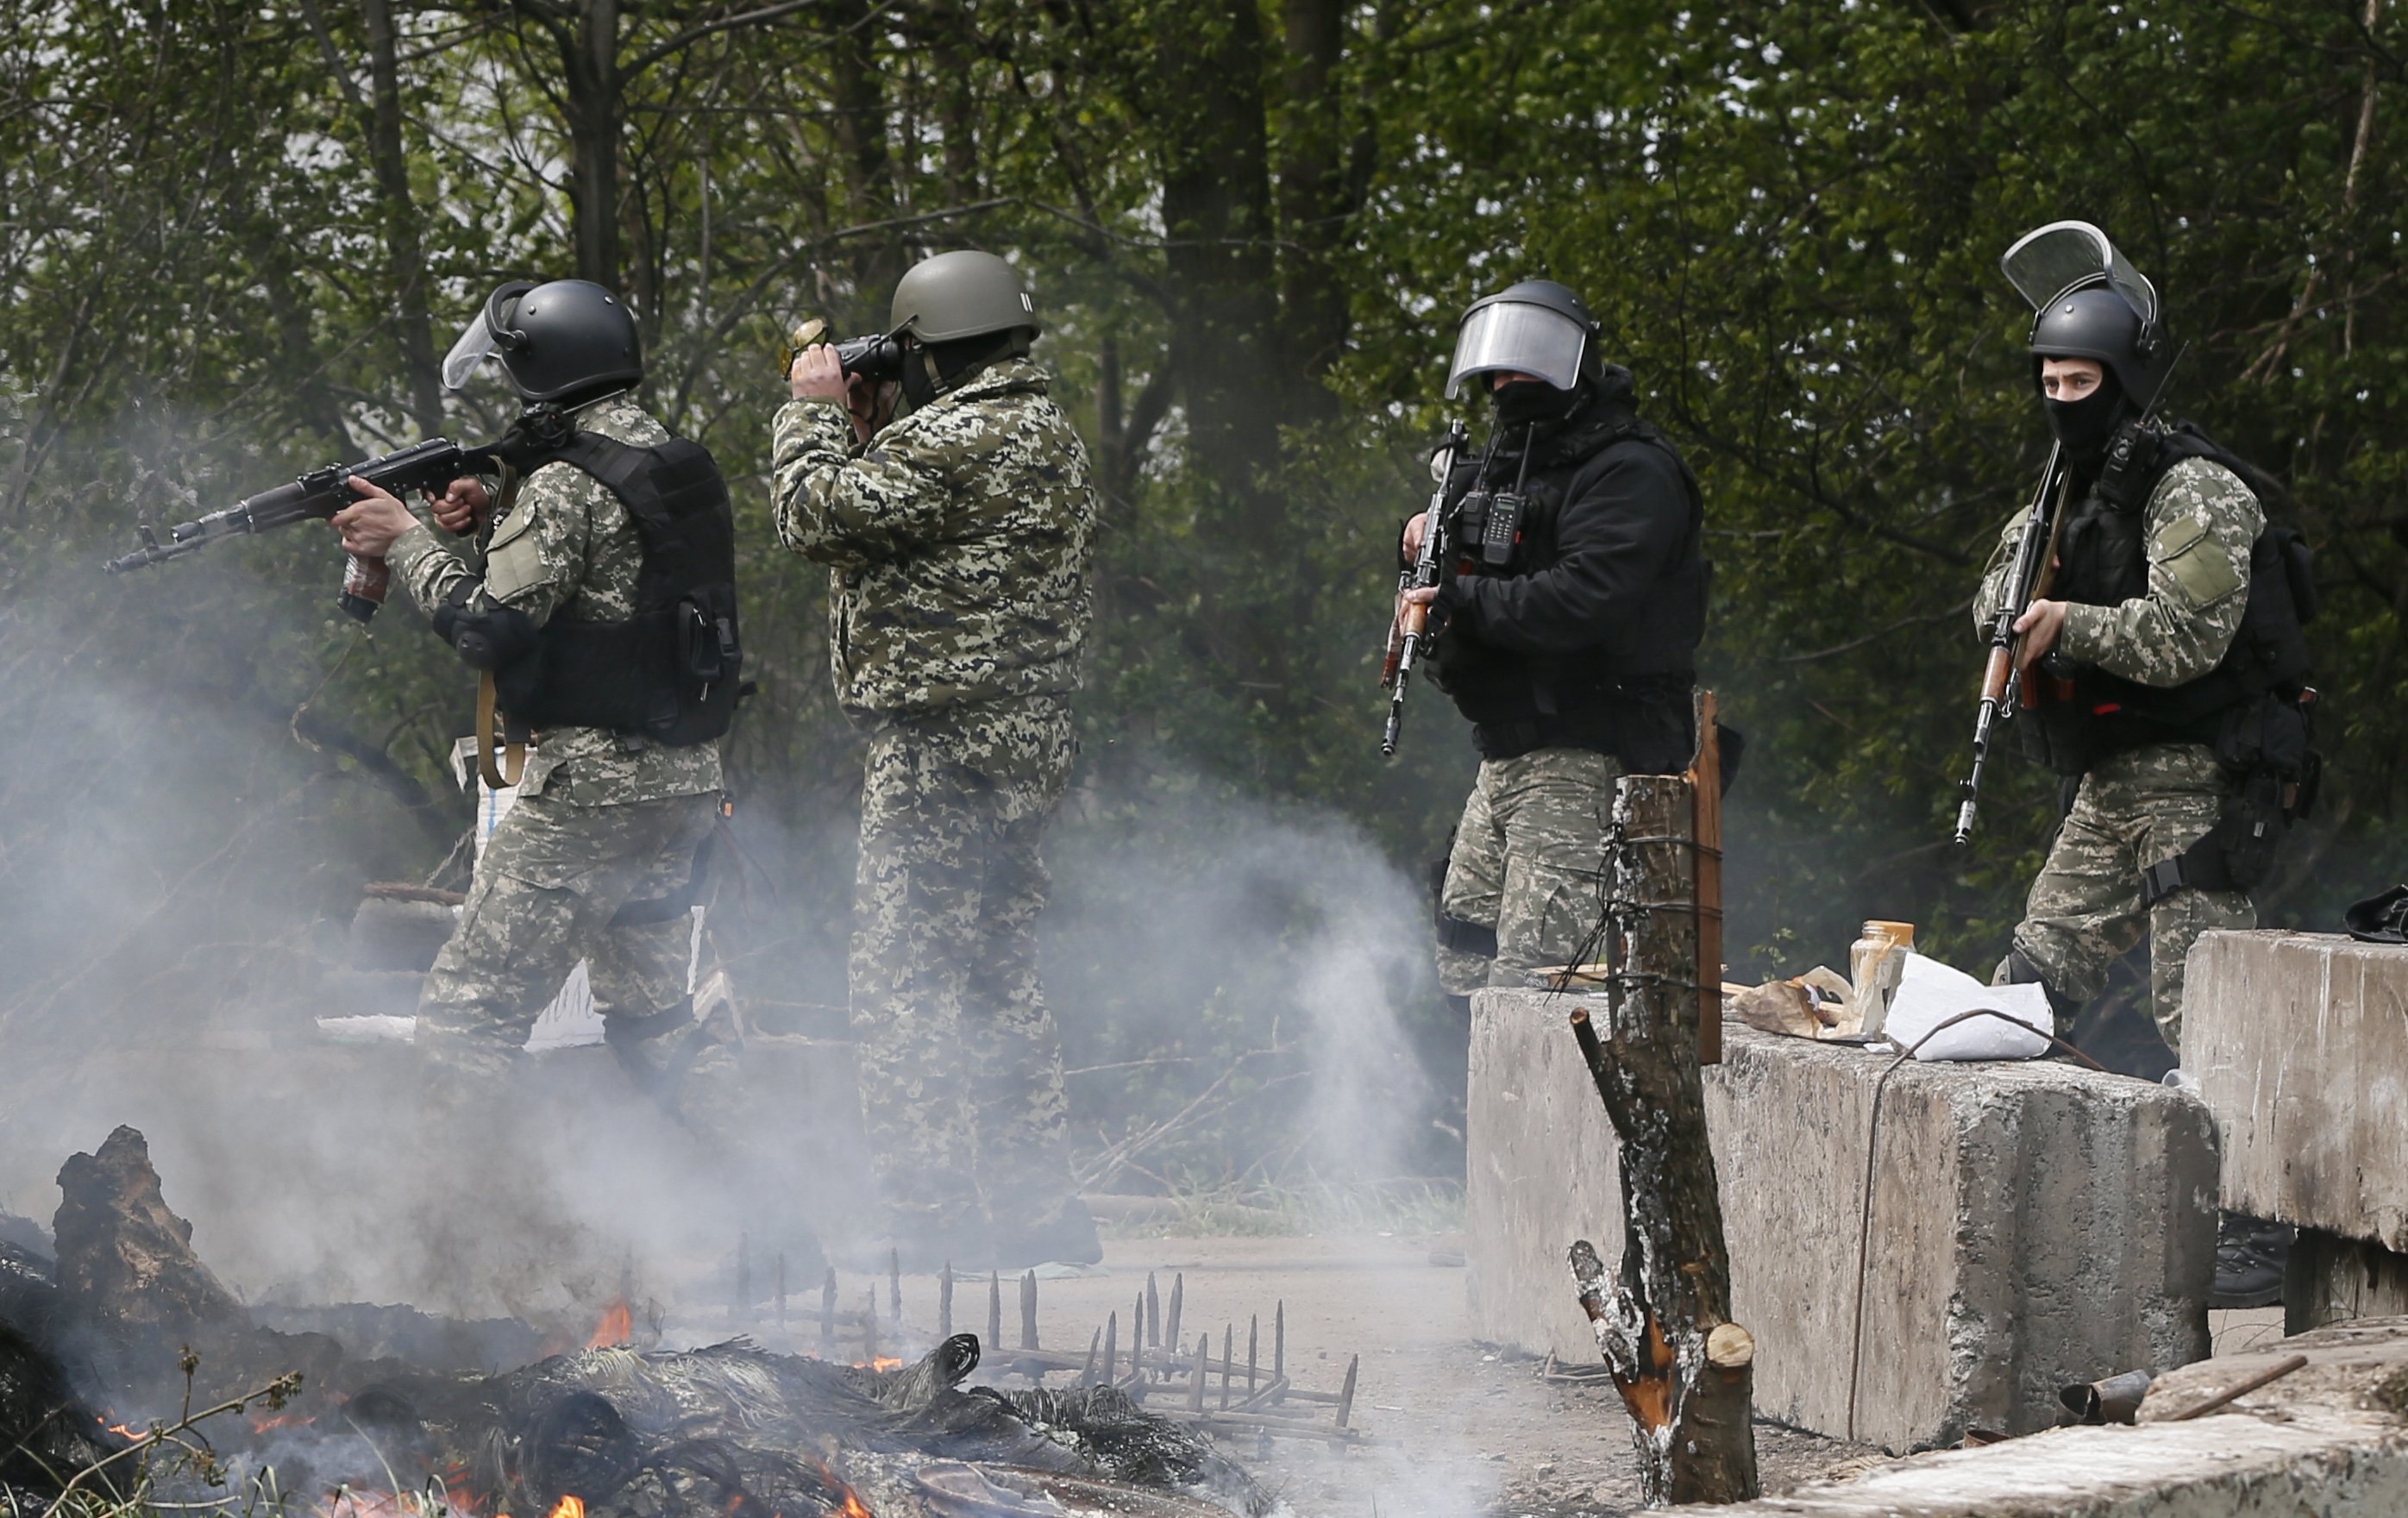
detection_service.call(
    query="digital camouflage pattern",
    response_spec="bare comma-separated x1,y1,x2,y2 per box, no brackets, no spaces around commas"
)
389,392,724,805
1973,455,2261,687
1994,743,2254,1054
768,358,1096,715
416,789,722,1084
849,697,1081,1239
1438,747,1623,995
1974,454,2264,1052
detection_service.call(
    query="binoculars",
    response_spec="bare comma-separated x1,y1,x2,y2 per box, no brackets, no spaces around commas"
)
784,318,906,385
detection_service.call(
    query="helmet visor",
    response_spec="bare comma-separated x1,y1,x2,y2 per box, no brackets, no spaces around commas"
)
1445,300,1588,398
2001,221,2159,332
441,280,535,391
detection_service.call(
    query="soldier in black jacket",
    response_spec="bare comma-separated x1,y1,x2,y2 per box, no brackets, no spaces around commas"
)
1400,280,1709,995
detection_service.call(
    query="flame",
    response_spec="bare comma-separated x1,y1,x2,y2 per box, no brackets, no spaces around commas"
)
587,1299,632,1349
549,1497,585,1518
812,1460,875,1518
852,1358,902,1372
252,1411,317,1433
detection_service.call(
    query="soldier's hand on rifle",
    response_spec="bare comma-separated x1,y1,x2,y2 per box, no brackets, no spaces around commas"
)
2013,598,2069,671
331,477,417,558
425,477,490,536
1402,511,1430,561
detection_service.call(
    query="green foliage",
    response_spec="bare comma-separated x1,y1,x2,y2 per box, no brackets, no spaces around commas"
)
4,0,2406,1181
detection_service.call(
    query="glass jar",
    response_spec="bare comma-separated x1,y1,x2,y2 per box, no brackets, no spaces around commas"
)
1849,919,1916,1038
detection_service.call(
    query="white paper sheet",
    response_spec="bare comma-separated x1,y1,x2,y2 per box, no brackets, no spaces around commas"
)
1880,951,2053,1061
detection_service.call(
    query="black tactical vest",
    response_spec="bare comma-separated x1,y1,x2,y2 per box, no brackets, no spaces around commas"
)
479,417,743,746
2032,425,2312,775
1428,404,1708,769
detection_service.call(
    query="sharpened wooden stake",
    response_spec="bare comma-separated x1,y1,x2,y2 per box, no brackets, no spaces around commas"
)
735,1233,752,1323
1334,1355,1359,1430
820,1267,836,1354
1102,1310,1118,1384
1164,1273,1183,1352
1248,1314,1258,1391
1081,1327,1101,1384
1132,1289,1148,1383
1221,1324,1233,1409
988,1271,1002,1349
1189,1333,1208,1412
1019,1269,1039,1351
1273,1301,1285,1392
888,1247,902,1321
939,1262,954,1339
1145,1272,1161,1352
862,1288,878,1362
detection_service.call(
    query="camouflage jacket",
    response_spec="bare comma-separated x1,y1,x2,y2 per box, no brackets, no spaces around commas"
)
388,393,725,805
1974,455,2262,690
770,357,1096,717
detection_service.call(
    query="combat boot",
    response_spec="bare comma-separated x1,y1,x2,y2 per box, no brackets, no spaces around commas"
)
2210,1213,2292,1309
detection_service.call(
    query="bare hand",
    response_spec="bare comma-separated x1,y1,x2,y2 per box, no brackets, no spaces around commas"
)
1402,585,1441,608
790,343,898,443
331,476,418,557
426,476,491,535
2013,598,2070,671
1402,511,1429,560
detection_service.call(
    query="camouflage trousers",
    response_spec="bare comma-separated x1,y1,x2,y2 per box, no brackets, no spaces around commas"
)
1999,743,2255,1057
417,789,720,1088
849,697,1079,1236
1437,747,1624,997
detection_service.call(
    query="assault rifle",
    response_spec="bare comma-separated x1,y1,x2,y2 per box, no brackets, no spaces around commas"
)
1953,442,2073,844
1380,421,1471,756
103,436,499,623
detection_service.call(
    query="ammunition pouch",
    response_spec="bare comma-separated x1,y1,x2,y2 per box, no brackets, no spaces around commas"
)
434,585,539,672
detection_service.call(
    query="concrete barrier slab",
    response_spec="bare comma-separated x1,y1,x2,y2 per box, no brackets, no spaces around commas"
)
1467,990,2217,1452
1690,1316,2408,1517
2185,930,2408,1251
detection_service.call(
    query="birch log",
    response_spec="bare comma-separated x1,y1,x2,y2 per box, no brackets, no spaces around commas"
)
1566,771,1758,1506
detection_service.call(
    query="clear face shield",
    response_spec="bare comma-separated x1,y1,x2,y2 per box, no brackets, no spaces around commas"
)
441,280,536,391
1445,300,1589,398
2000,220,2160,329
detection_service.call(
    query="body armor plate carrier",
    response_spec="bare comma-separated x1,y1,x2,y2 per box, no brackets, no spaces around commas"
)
438,412,743,747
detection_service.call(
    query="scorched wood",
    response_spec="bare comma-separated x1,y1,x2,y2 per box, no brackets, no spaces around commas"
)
1565,772,1758,1506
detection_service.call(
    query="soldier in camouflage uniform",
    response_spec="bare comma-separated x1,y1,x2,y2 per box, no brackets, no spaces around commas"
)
771,251,1099,1268
333,279,731,1101
1974,243,2276,1058
1398,281,1709,998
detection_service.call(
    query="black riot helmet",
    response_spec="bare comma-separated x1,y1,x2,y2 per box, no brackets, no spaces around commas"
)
2003,221,2173,403
1446,279,1603,398
442,279,643,405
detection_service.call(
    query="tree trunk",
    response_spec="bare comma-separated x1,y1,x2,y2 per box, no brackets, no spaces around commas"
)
1274,0,1348,416
827,0,906,305
555,0,624,288
363,0,445,433
1565,771,1758,1506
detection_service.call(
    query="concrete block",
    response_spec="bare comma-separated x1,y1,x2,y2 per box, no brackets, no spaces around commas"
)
1689,1316,2408,1517
1467,990,2217,1452
2185,930,2408,1251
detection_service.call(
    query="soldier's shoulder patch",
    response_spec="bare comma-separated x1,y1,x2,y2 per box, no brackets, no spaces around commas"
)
2154,507,2244,608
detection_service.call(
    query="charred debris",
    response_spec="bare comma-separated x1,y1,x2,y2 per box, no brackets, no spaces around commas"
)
0,1127,1275,1518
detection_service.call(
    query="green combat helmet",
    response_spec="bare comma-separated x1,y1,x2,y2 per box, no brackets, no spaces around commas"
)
890,250,1038,344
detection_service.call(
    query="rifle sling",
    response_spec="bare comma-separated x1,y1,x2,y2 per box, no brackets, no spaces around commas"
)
477,671,526,791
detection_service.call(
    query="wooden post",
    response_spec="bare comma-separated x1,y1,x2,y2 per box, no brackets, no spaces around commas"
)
1188,1333,1208,1412
888,1247,902,1322
1019,1269,1039,1351
1081,1327,1101,1385
1164,1273,1183,1354
938,1262,953,1339
1102,1310,1118,1384
1220,1324,1233,1409
862,1288,879,1363
1145,1272,1161,1352
1565,770,1758,1505
988,1271,1002,1350
820,1267,836,1355
1689,690,1726,1066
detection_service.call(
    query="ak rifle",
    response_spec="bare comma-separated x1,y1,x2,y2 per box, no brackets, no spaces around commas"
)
1953,442,2073,844
103,436,491,623
1380,421,1471,756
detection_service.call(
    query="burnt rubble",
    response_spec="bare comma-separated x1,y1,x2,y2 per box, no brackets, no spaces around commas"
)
0,1128,1272,1518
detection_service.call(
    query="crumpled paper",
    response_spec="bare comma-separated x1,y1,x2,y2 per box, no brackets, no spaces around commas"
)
1880,951,2053,1061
